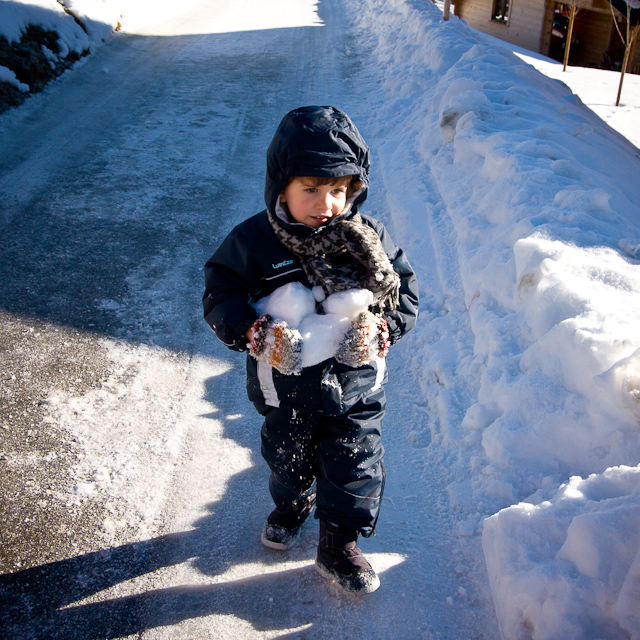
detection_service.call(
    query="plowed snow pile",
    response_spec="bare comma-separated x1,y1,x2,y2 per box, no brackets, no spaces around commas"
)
354,1,640,638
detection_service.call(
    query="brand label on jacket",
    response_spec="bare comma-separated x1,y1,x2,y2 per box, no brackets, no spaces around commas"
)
272,259,294,269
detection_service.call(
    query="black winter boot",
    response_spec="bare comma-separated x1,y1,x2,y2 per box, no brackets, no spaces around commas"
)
315,520,380,595
261,493,316,550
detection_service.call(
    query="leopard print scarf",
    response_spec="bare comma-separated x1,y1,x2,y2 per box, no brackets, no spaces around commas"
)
268,209,400,312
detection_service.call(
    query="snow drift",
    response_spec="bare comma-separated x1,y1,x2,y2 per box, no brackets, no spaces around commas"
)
0,0,123,110
352,0,640,638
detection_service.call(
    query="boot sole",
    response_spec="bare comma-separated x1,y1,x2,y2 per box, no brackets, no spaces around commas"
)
261,534,294,550
261,526,301,550
315,558,381,595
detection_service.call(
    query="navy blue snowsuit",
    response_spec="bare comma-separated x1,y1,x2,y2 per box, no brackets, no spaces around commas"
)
203,106,419,537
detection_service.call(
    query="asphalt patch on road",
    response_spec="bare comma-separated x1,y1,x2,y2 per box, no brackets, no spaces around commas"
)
0,312,112,573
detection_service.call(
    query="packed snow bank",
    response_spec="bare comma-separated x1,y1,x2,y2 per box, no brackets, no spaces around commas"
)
0,65,30,92
474,32,640,150
0,0,121,52
1,0,88,52
354,0,640,637
0,0,123,111
57,0,123,42
483,466,640,640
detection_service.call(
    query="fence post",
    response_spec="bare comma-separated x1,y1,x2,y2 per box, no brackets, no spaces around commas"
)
616,23,640,105
563,5,576,71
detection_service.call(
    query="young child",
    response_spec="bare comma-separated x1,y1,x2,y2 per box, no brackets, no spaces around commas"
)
203,106,418,595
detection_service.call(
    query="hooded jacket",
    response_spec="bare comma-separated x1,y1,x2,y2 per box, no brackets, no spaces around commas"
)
203,106,418,415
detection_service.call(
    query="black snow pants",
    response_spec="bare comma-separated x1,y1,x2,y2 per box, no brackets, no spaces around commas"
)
260,387,386,538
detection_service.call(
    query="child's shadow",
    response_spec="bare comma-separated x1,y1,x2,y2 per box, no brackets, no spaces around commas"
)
0,373,326,639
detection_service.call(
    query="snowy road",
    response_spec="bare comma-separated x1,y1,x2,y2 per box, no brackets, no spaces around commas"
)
0,0,499,638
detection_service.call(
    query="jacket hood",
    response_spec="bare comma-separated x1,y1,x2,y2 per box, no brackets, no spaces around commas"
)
264,106,370,220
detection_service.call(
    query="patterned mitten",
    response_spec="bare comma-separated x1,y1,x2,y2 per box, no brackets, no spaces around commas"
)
249,314,303,375
335,311,390,367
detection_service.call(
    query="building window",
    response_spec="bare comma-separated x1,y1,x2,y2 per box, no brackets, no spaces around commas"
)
492,0,510,23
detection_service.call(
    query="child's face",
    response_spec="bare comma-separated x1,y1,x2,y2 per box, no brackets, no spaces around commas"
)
280,178,348,228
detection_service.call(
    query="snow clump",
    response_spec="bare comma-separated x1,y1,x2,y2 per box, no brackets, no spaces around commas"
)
254,282,374,368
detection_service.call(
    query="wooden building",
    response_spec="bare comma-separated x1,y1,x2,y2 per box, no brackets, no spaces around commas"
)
452,0,640,73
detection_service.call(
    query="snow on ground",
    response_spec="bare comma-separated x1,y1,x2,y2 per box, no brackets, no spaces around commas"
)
476,32,640,150
121,0,323,36
355,1,640,638
0,0,120,51
2,0,640,638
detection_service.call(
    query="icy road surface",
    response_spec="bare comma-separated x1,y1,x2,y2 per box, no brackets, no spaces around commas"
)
0,0,498,638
